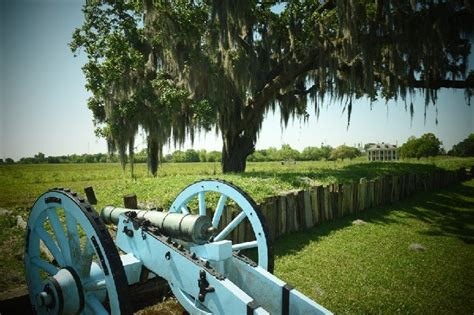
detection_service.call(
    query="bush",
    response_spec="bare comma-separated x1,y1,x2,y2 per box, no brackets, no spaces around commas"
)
449,134,474,157
399,133,442,159
330,145,361,161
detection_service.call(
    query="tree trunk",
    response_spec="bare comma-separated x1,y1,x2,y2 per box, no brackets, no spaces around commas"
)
147,136,159,177
129,137,135,179
221,131,255,173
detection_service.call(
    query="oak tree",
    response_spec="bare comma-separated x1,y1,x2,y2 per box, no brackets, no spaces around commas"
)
72,1,474,173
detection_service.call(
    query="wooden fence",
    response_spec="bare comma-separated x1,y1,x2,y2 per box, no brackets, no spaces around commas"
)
225,166,473,244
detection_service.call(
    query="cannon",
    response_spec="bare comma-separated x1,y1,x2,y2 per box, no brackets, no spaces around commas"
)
24,180,331,314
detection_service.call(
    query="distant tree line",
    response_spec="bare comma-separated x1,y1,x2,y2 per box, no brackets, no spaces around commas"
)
3,134,472,165
397,132,474,159
247,144,361,162
2,145,363,164
448,134,474,157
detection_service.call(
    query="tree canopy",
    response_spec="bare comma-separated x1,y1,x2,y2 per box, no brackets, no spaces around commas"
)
399,133,443,159
330,145,361,161
449,133,474,156
71,0,474,174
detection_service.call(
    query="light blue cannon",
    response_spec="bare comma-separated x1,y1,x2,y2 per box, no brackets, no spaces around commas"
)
24,180,332,314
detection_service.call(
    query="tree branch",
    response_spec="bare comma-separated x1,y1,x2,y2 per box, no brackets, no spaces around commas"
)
248,56,315,109
406,79,474,89
315,0,336,14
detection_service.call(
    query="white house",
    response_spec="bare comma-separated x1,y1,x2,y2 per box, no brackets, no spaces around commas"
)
367,143,399,161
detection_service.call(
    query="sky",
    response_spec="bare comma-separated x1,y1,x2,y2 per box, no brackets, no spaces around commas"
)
1,1,473,161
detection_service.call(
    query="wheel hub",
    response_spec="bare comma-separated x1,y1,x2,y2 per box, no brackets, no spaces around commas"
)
36,267,84,314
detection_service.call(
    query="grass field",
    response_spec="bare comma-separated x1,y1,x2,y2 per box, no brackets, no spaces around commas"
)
273,179,474,314
1,156,473,212
0,157,473,312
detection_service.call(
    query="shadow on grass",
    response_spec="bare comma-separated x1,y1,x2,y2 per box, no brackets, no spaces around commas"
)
403,183,474,244
273,180,474,257
242,162,442,186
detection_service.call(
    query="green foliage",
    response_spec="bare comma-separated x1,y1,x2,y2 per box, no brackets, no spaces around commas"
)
300,146,324,161
319,146,333,160
198,149,207,162
206,151,222,163
70,1,216,176
247,145,353,162
277,144,300,161
399,133,442,159
330,145,361,161
18,153,112,164
72,1,474,174
184,149,200,163
171,150,186,163
449,133,474,157
247,145,296,162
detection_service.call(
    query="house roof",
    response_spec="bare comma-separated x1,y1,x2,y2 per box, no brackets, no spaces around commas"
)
367,143,397,151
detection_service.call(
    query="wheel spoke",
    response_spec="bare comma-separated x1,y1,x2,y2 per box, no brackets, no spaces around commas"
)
180,206,190,214
83,279,106,292
198,192,206,216
214,211,246,241
212,195,228,228
232,240,258,251
31,257,58,275
47,208,71,265
35,225,65,266
85,295,108,315
78,241,94,277
64,211,81,264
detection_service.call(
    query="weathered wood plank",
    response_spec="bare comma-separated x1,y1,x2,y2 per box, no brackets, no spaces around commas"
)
286,193,297,232
278,195,287,236
296,191,306,230
310,186,320,225
322,186,329,222
303,190,313,229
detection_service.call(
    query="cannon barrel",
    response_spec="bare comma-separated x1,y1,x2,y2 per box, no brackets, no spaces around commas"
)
101,206,214,244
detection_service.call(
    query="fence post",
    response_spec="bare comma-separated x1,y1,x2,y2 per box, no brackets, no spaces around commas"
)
352,182,358,213
286,192,298,232
310,186,319,225
279,195,287,236
296,191,306,229
323,186,330,222
123,194,138,209
303,190,313,229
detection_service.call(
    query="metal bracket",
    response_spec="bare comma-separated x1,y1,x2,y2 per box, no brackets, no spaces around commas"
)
198,270,215,302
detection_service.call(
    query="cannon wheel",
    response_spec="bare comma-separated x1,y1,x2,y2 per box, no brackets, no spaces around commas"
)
24,188,132,315
169,179,273,271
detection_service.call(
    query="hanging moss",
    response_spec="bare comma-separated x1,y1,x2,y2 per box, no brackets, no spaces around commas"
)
72,0,473,173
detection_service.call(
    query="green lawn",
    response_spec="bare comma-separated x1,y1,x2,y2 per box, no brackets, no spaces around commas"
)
274,179,474,314
0,158,473,312
1,156,473,212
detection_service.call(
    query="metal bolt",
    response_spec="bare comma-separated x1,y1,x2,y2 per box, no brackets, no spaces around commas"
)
122,226,133,237
36,291,53,307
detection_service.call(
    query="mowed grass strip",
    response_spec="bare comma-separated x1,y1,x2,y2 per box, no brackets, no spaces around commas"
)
1,156,473,210
273,179,474,314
